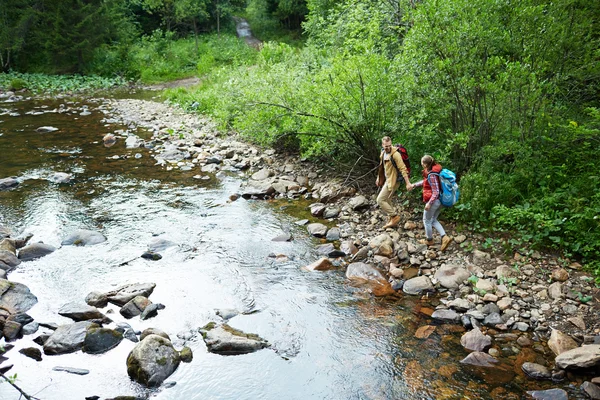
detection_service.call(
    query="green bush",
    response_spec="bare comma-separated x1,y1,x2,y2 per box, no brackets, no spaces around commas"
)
9,78,27,90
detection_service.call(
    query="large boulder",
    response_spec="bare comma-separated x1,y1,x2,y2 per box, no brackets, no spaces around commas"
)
58,302,109,322
83,327,123,354
62,229,106,246
0,251,20,268
434,264,471,289
44,321,98,355
555,345,600,370
17,243,56,261
0,279,38,314
127,334,181,387
106,283,156,306
199,323,269,355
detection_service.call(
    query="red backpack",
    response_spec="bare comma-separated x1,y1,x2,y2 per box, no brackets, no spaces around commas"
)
385,144,411,177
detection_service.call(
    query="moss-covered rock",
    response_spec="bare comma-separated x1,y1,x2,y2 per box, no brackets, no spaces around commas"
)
126,334,180,387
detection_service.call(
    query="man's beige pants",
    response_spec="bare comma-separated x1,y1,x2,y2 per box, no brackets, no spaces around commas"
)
377,182,400,216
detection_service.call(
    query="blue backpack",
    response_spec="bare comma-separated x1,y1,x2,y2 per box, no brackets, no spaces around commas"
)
427,169,460,207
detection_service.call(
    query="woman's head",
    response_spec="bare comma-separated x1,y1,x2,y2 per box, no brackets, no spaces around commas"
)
421,155,435,170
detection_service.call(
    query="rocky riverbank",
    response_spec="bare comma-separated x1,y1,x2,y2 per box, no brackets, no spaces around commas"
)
1,91,599,399
100,97,600,398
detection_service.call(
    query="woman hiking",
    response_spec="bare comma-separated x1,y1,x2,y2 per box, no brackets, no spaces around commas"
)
408,155,452,251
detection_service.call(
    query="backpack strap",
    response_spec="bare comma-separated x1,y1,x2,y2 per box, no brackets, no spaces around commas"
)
426,172,440,185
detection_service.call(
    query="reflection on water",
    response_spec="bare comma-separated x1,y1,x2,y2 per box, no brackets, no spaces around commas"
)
0,97,587,400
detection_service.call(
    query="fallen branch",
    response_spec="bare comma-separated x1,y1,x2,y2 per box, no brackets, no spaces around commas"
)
0,373,41,400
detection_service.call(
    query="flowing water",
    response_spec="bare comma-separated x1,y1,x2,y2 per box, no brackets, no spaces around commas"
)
0,94,586,399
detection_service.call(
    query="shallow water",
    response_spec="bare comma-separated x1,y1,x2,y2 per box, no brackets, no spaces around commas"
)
0,95,587,399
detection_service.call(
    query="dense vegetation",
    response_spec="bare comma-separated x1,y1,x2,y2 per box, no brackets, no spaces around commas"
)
1,0,599,276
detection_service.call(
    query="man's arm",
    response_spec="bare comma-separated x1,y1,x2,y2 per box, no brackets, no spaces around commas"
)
393,151,410,188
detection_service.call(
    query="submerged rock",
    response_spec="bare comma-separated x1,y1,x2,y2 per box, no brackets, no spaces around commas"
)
199,323,269,355
0,177,19,191
62,229,106,246
526,388,568,400
521,362,551,380
460,328,492,352
127,334,181,387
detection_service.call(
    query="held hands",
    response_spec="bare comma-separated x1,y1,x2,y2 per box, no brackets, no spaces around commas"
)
425,203,431,211
406,182,414,191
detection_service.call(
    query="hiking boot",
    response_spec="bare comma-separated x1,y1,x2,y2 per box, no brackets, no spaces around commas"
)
383,215,401,229
441,235,453,251
419,238,434,246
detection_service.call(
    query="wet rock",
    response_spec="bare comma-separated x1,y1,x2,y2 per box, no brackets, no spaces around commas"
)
52,366,90,375
22,321,39,335
0,239,16,255
140,303,162,320
59,302,110,322
521,362,551,379
271,232,292,242
346,262,385,281
460,351,498,367
461,328,492,352
141,251,162,260
307,223,328,237
555,344,600,369
127,334,181,387
140,328,170,342
0,177,19,191
120,296,152,319
431,309,461,323
351,246,369,262
106,282,156,306
316,243,335,255
49,172,72,184
305,258,335,272
147,237,176,252
62,229,106,246
179,346,193,363
241,180,275,199
0,279,38,313
526,388,568,400
403,276,433,295
434,264,470,289
83,327,123,354
483,312,503,327
17,243,56,261
19,347,42,361
295,219,309,226
415,325,436,339
0,251,21,268
44,321,98,355
36,126,59,133
323,207,340,219
548,329,579,356
581,382,600,399
85,291,108,308
199,323,269,355
3,320,22,341
33,334,49,346
8,312,33,325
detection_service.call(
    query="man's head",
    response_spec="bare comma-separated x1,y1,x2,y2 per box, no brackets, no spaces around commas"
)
382,136,393,153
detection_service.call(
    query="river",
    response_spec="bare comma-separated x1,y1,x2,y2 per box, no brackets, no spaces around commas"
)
0,93,584,399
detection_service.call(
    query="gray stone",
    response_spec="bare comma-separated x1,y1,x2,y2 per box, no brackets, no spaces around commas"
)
120,296,152,319
62,229,106,246
461,328,492,351
346,262,385,281
0,279,38,314
0,251,20,268
3,320,22,341
251,168,272,181
348,195,369,211
472,250,491,265
431,309,461,323
325,227,341,241
200,323,269,355
58,302,109,322
316,243,335,255
48,172,72,184
581,382,600,400
548,329,579,356
402,276,433,295
340,241,358,255
44,321,98,355
22,322,39,335
17,243,56,261
323,207,340,219
555,345,600,369
0,177,19,191
526,389,568,400
522,362,551,379
52,366,89,375
271,233,292,242
106,282,156,306
140,303,162,320
127,334,181,387
434,264,471,289
85,291,108,308
84,328,123,354
307,223,328,237
483,312,503,327
140,328,170,342
460,351,498,367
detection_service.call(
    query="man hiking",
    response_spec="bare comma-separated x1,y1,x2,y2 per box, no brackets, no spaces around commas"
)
376,136,411,229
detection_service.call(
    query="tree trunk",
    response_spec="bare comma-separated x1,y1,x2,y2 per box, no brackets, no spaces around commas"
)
193,19,199,54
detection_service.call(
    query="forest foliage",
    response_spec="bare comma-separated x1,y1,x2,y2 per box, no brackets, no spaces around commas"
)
1,0,599,274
